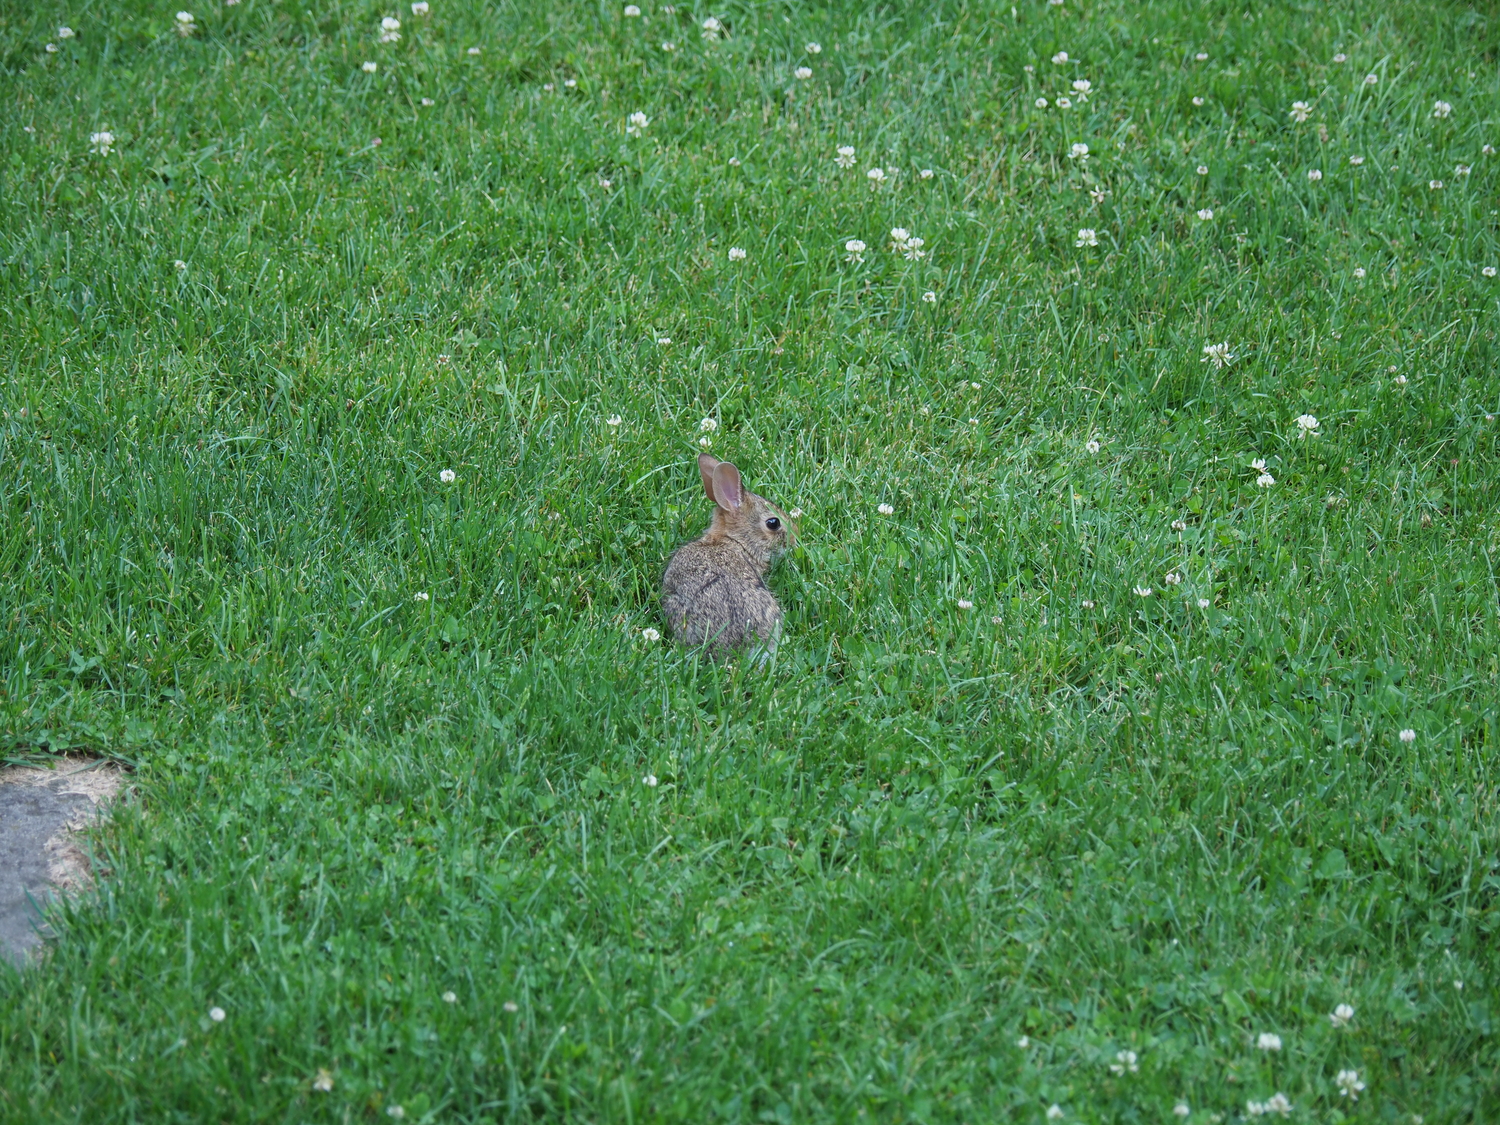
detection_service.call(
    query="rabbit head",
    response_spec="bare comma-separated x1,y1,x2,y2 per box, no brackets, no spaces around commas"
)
697,453,794,567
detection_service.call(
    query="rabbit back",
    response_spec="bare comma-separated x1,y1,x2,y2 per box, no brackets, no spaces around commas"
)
662,539,783,652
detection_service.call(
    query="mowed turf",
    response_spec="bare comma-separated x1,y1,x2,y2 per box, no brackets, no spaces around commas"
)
2,0,1499,1120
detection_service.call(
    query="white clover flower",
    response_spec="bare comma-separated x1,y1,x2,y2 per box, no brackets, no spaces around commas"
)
902,237,925,260
439,468,456,483
1172,518,1187,531
1333,52,1347,62
1330,1003,1355,1027
598,176,612,188
835,144,856,168
564,79,576,88
175,11,196,35
1201,342,1234,368
624,4,641,16
1194,51,1208,61
643,773,659,786
922,290,937,303
1265,1093,1292,1116
1336,1069,1365,1099
1395,373,1407,385
1192,95,1206,106
1046,1107,1064,1122
442,990,457,1003
1163,572,1182,586
701,15,722,39
1256,1033,1283,1052
1074,228,1098,247
727,246,746,261
1056,96,1072,109
877,502,894,515
1288,101,1312,123
956,599,974,609
1068,142,1089,161
362,60,378,72
1295,413,1319,435
1349,154,1365,165
1017,1035,1030,1048
58,26,76,39
1307,168,1323,181
1196,164,1208,175
890,227,911,245
641,627,660,642
699,417,718,432
379,16,401,42
606,414,622,427
209,1005,226,1022
466,45,481,54
414,591,430,602
1353,266,1366,278
1456,163,1470,176
1429,179,1444,190
1256,472,1275,487
1081,599,1095,608
1484,266,1497,278
1196,208,1214,220
1433,100,1452,119
387,1106,405,1119
794,66,812,80
1485,144,1497,155
88,130,116,155
1133,585,1153,597
313,1068,335,1092
625,111,649,136
1071,78,1092,98
656,336,672,344
1173,1105,1189,1118
920,168,933,179
1051,51,1069,64
788,507,803,519
1089,187,1108,203
1035,97,1049,109
805,41,821,54
1197,598,1211,608
844,239,867,263
46,42,58,52
411,2,429,14
1251,458,1266,471
660,41,675,51
420,97,434,106
866,167,887,187
1108,1049,1139,1075
1364,73,1378,85
174,259,187,271
502,999,519,1012
1085,440,1100,454
1399,728,1416,743
699,436,712,447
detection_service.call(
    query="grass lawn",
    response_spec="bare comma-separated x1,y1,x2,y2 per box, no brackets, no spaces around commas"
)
3,0,1500,1119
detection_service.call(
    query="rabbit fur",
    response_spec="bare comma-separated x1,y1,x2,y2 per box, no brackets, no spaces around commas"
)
661,453,794,655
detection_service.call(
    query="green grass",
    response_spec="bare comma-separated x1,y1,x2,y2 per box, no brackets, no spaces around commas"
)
2,0,1499,1119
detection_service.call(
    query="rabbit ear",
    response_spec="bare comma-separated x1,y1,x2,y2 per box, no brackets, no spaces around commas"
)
698,453,721,502
711,461,743,510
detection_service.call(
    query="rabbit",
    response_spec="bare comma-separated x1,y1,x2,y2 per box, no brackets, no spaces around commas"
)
661,453,795,655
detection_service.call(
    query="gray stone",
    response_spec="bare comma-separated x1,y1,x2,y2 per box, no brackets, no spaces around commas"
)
0,762,120,966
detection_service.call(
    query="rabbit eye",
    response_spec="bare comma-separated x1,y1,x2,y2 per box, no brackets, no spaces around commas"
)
765,517,781,531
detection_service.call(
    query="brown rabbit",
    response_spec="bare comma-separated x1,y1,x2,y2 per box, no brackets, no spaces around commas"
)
661,453,794,655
